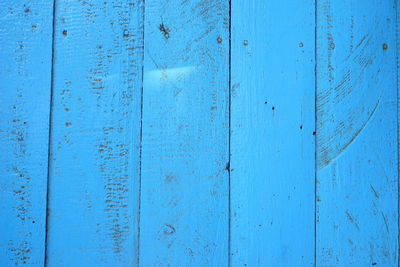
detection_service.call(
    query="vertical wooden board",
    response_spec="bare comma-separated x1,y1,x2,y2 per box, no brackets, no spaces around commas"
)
316,1,398,266
230,1,315,266
0,1,53,265
139,0,230,265
398,5,400,267
45,1,143,265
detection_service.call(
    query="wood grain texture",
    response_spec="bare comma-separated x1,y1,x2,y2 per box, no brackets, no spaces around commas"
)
139,0,230,265
45,1,143,265
230,1,316,265
0,1,53,265
316,1,398,265
1,1,400,265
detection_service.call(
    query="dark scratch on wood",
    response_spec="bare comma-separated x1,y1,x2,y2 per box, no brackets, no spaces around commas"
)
345,210,360,230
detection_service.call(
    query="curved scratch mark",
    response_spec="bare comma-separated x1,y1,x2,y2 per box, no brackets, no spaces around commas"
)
381,211,389,233
319,98,380,170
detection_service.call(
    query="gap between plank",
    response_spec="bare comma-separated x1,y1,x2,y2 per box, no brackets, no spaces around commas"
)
44,0,57,265
314,0,318,266
136,0,146,266
228,0,232,266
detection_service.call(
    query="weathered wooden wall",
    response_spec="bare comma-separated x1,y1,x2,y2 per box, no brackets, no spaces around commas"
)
0,0,398,266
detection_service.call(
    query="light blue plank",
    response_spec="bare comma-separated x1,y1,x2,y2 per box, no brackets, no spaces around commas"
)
139,0,230,265
230,1,316,266
316,1,398,265
0,1,53,265
45,1,143,265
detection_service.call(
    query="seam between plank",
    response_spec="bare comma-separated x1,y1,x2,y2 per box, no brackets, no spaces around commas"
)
44,0,57,265
396,0,400,266
136,0,146,266
228,0,232,266
314,0,318,266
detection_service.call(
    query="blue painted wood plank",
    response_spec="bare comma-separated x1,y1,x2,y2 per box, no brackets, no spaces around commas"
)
45,1,143,265
139,0,230,265
316,1,398,266
0,1,54,265
230,1,316,265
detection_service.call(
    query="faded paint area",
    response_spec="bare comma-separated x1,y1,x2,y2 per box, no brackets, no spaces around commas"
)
0,1,53,266
45,1,143,266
